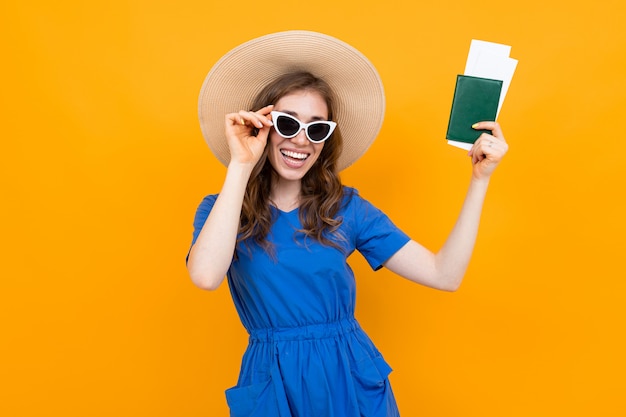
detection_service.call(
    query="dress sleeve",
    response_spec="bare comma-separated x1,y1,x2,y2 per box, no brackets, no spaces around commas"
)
186,194,218,262
351,191,411,271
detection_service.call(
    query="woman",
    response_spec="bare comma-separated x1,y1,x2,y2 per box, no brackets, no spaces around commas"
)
187,31,508,417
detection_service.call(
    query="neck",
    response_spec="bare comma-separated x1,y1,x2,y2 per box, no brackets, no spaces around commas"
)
270,178,302,211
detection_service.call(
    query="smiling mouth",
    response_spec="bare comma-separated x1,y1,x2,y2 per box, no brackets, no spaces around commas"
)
280,149,309,161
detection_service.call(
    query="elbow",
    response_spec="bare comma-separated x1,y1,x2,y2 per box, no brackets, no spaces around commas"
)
186,251,226,291
440,281,461,292
187,268,224,291
192,277,222,291
436,274,463,292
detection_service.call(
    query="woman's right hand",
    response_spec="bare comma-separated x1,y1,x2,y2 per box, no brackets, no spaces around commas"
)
224,104,274,166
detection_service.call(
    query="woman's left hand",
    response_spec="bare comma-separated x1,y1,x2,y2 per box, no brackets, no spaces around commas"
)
467,121,509,180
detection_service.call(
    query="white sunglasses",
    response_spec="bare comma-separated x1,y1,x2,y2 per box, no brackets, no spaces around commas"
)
270,111,337,143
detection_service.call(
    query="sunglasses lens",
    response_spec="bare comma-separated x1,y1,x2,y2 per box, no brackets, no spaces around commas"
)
276,115,300,137
307,123,332,142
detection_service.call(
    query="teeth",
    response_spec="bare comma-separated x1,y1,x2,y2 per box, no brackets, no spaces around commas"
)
281,150,308,160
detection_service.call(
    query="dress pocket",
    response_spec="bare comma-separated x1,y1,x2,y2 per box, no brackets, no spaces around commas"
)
351,355,398,416
225,379,279,417
352,355,393,389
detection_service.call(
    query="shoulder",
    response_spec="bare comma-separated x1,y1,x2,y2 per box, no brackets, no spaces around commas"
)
338,186,388,232
340,186,361,208
197,193,219,210
340,186,378,214
193,193,219,220
190,193,220,246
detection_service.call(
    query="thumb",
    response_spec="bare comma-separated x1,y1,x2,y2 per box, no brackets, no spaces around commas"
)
254,125,271,143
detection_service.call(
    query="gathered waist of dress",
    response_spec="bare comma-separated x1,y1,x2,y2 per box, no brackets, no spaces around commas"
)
248,317,361,342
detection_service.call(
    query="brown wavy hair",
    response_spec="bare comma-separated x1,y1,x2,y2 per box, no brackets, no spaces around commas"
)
238,71,346,254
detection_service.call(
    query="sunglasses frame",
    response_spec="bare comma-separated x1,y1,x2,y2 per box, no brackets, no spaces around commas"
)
270,111,337,143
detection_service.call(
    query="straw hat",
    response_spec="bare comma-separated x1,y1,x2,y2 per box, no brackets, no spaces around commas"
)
198,30,385,171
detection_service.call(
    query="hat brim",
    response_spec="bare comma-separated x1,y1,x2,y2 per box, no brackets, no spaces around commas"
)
198,30,385,171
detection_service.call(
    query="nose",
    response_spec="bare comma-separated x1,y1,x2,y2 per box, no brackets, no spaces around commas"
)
289,128,309,145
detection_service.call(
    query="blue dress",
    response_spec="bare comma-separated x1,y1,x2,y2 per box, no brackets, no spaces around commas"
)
190,187,410,417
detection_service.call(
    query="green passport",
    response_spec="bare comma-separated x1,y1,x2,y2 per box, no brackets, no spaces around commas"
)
446,75,503,144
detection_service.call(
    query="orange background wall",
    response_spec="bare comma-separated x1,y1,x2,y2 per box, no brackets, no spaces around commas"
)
2,1,625,416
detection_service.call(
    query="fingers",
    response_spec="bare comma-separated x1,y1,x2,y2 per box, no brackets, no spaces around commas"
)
233,105,274,129
223,106,275,166
467,122,509,172
470,133,508,157
469,122,507,154
472,121,505,142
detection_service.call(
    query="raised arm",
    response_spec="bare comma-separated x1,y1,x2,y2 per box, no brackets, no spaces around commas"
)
384,122,508,291
187,106,274,290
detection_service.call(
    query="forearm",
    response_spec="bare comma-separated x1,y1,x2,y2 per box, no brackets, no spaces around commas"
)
435,176,490,290
187,163,253,290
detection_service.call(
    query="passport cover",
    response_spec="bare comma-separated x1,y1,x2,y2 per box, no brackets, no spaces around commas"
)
446,75,503,144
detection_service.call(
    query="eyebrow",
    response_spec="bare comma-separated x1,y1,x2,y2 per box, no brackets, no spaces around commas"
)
280,110,327,122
